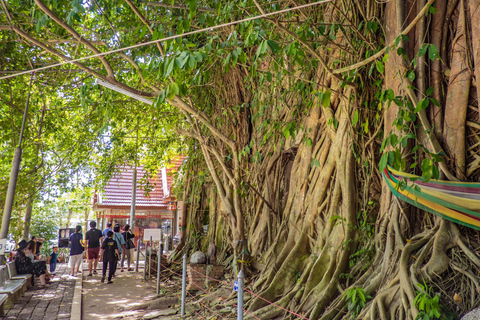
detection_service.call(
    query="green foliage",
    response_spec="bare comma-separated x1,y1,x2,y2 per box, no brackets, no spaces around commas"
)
344,287,371,318
348,201,375,270
414,283,457,320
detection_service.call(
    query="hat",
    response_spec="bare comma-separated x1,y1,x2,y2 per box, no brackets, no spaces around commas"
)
17,240,28,251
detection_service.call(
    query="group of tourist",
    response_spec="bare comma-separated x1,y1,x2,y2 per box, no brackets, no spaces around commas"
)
14,236,57,288
13,221,135,287
68,221,136,283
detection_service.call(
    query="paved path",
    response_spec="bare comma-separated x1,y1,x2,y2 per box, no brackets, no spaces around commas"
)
82,262,157,320
2,263,76,320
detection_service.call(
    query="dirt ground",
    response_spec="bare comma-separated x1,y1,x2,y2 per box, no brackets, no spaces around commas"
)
82,261,240,320
82,266,158,319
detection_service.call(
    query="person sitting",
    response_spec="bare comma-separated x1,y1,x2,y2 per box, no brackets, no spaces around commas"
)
26,239,52,281
14,240,49,288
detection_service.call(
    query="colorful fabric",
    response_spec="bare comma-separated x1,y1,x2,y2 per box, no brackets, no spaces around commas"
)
382,166,480,231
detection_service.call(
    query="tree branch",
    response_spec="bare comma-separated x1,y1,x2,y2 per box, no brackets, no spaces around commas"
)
34,0,115,78
333,0,435,74
142,1,215,13
171,95,236,149
124,0,165,57
5,25,155,97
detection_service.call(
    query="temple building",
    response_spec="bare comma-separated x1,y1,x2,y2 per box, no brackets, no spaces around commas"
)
93,158,184,243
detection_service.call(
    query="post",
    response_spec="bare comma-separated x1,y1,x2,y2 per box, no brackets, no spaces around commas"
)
135,238,141,272
0,73,33,264
156,242,163,295
148,236,152,279
181,253,187,317
129,164,137,231
143,241,149,280
237,270,245,320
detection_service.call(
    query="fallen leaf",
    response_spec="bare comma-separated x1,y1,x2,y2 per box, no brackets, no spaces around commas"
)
453,293,461,303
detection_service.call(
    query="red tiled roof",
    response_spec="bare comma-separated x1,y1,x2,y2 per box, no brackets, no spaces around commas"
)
94,157,185,209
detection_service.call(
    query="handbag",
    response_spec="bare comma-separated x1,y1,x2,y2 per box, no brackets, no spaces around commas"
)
127,238,135,249
123,231,135,249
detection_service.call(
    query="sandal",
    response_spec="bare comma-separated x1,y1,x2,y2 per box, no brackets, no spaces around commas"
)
38,284,50,289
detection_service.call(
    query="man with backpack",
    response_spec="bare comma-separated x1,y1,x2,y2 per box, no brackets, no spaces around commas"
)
101,231,120,283
112,224,126,277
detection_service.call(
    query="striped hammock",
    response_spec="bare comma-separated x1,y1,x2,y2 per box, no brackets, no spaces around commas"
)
383,166,480,231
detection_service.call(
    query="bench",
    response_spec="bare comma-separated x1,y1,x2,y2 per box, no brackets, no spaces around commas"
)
7,261,33,288
0,293,8,316
0,266,27,309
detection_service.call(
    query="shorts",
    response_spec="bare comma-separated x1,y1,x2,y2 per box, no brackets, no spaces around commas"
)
87,247,100,260
69,253,83,269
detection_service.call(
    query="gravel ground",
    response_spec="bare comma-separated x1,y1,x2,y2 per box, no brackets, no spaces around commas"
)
461,309,480,320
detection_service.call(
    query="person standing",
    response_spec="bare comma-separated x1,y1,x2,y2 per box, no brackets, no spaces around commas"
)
85,221,104,276
69,225,84,276
112,224,126,276
49,246,58,273
101,231,120,284
102,222,113,238
120,224,135,272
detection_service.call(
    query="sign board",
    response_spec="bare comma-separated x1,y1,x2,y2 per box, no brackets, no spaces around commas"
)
160,212,174,219
58,228,75,248
177,201,184,225
0,238,6,255
233,280,239,292
144,228,162,242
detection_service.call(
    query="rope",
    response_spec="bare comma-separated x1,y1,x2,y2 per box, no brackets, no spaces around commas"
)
160,261,307,318
160,266,261,320
186,263,230,286
161,274,225,320
242,287,311,320
0,0,334,81
233,248,249,276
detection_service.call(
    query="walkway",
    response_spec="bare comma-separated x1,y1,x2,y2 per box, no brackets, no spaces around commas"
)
82,263,158,319
2,263,76,320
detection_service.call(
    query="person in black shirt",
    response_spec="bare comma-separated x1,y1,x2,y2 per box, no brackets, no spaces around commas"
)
120,224,136,272
85,221,104,277
101,231,120,283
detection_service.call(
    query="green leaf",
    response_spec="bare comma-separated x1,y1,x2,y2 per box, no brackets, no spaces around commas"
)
379,153,388,171
408,70,415,82
430,98,440,107
376,60,384,74
421,159,431,173
418,43,428,57
188,55,196,68
167,82,179,100
267,40,281,54
428,44,438,61
352,110,359,126
256,40,268,57
414,98,429,113
322,90,331,108
164,58,174,78
390,134,398,146
193,51,203,62
426,87,434,96
187,0,197,19
431,165,439,180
